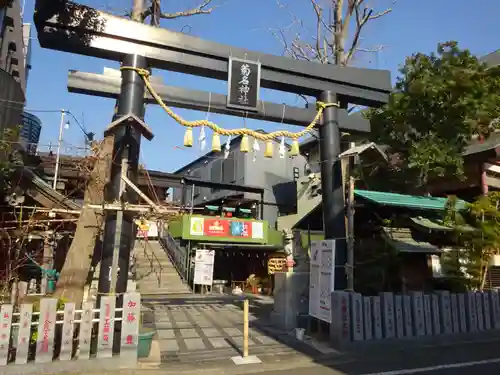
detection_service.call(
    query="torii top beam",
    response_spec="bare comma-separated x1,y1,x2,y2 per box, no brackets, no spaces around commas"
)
34,1,392,107
67,70,371,133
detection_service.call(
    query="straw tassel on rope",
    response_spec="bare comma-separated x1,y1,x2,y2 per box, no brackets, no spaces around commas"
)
120,66,340,158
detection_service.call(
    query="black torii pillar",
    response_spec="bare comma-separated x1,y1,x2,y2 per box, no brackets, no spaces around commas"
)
318,90,347,291
97,54,149,296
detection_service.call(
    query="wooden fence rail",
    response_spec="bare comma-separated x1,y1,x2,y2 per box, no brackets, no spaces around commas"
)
0,292,141,371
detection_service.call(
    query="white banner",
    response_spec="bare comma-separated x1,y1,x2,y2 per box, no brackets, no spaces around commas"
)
193,249,215,286
309,240,336,323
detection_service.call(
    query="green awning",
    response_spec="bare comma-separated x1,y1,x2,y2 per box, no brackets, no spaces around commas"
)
355,190,467,211
382,227,441,254
410,217,477,233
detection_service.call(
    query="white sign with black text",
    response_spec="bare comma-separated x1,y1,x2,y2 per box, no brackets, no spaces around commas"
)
309,240,336,323
194,249,216,286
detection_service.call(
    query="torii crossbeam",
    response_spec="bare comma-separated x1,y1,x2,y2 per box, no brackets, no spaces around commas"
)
34,0,391,297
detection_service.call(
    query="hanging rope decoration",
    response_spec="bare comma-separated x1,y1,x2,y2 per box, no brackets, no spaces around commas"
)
120,66,340,158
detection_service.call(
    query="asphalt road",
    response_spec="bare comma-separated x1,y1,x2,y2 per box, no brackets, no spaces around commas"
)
241,335,500,375
67,334,500,375
245,360,500,375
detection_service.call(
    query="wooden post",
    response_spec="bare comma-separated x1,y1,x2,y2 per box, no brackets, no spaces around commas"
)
243,299,249,358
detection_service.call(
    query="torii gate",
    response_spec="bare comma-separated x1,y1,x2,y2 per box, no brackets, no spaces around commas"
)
33,1,391,296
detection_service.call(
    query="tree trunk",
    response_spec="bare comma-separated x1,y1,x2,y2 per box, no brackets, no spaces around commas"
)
131,0,144,21
53,136,113,306
480,262,488,291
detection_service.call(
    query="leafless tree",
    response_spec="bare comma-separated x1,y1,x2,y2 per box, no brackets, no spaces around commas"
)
272,0,394,67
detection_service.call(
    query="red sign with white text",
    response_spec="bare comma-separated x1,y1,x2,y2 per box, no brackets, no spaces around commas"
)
203,219,252,238
204,219,229,237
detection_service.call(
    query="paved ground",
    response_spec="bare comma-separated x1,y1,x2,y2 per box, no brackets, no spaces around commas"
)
143,294,318,365
42,310,500,375
138,294,500,375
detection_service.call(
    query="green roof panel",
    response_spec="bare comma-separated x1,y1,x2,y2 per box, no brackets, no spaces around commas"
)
354,190,467,211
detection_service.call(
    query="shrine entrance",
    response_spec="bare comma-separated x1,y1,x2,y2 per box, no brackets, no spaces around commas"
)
33,0,391,297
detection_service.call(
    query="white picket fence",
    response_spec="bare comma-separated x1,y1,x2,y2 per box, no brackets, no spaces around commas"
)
330,290,500,344
0,292,141,371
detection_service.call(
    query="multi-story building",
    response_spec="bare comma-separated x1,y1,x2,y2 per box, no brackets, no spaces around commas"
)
172,134,308,228
0,0,28,139
22,22,32,84
20,111,41,152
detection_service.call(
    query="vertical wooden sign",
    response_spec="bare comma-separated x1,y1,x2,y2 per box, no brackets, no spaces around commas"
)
363,297,373,340
15,303,33,365
60,302,76,361
394,295,404,339
465,292,477,332
371,296,383,340
431,294,441,335
78,301,94,360
402,295,413,337
97,296,116,358
0,304,13,365
483,293,492,330
35,298,57,364
450,294,460,334
121,292,141,358
475,293,484,331
380,292,395,339
423,294,433,335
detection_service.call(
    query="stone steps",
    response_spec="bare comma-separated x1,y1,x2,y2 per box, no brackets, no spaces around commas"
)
134,240,190,295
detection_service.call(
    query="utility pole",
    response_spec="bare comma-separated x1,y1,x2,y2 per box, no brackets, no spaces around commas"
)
318,91,347,291
53,109,66,190
346,141,355,291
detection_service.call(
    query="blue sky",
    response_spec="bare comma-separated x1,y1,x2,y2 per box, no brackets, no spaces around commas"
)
21,0,499,172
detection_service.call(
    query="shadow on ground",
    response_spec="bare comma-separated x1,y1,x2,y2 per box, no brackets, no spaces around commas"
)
140,293,500,375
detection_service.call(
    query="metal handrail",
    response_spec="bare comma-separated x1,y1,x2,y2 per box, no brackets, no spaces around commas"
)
141,241,162,287
158,223,187,282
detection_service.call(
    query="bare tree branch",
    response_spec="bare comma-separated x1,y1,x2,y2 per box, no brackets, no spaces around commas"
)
160,0,215,19
142,0,217,20
273,0,394,67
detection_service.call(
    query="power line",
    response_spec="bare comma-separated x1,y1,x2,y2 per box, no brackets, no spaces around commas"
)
0,99,94,142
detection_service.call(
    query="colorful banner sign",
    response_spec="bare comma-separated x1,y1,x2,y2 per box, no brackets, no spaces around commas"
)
188,216,265,242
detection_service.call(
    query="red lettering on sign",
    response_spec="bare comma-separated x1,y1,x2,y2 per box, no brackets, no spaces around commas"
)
41,310,51,353
127,301,137,308
127,312,136,323
103,303,111,335
126,335,133,345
